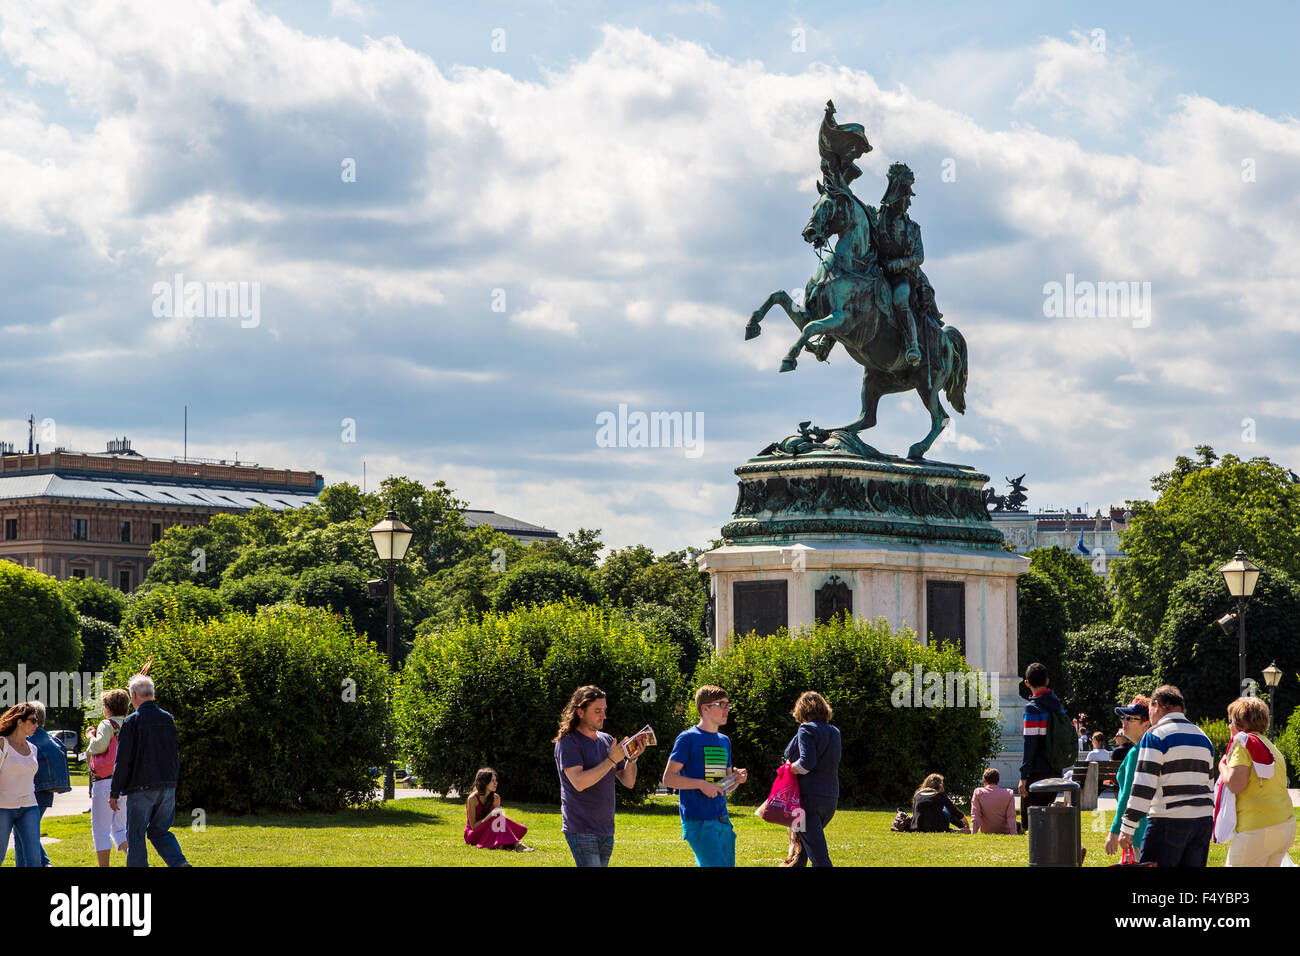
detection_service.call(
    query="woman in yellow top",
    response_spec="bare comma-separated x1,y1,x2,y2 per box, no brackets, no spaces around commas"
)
1220,697,1295,867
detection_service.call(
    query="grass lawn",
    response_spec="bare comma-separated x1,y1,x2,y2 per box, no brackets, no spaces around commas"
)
15,797,1285,867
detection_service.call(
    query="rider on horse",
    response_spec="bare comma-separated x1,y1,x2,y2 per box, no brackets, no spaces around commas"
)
874,162,943,368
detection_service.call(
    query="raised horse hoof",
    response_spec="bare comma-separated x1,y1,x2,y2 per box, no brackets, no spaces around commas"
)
744,319,762,340
904,348,922,367
779,357,797,373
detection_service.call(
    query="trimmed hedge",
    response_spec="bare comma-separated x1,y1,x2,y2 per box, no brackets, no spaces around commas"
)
77,615,123,674
395,600,687,805
692,615,1000,807
1277,705,1300,788
102,604,391,813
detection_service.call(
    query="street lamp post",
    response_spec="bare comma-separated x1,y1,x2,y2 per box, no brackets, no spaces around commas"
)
1263,662,1283,737
1219,548,1260,694
369,509,414,802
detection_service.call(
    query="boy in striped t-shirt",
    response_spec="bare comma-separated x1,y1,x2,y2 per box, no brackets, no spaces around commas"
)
1118,684,1215,867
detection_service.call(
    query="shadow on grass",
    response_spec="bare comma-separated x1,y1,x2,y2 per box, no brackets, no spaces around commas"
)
188,804,443,829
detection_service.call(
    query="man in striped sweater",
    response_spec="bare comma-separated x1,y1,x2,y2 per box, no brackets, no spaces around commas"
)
1118,685,1215,867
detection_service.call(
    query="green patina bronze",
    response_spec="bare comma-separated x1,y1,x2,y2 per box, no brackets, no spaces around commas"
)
745,101,968,462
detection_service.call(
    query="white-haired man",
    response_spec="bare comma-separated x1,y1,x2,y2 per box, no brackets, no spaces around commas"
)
109,675,189,867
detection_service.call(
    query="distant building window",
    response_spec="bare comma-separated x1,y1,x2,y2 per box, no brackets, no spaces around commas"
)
118,569,131,591
3,518,15,541
71,569,87,580
120,520,131,543
72,518,88,541
151,522,162,543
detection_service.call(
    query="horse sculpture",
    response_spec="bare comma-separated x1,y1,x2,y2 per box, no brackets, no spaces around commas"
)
744,105,968,462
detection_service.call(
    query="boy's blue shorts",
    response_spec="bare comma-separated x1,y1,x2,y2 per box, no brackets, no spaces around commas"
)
682,814,736,867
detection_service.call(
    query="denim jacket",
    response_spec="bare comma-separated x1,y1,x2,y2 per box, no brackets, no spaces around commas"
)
29,726,72,795
109,701,180,798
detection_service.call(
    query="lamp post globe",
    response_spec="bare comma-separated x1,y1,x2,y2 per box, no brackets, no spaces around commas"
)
1219,548,1260,693
368,509,414,801
1263,662,1283,737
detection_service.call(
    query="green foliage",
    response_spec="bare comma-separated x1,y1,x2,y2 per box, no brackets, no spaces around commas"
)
493,561,597,612
1113,447,1300,640
1152,565,1300,726
1198,719,1232,766
1276,705,1300,788
122,582,229,633
1016,569,1069,697
1027,546,1112,631
102,605,391,812
60,577,128,627
1115,674,1156,708
617,601,709,677
219,571,296,614
144,513,250,585
0,563,82,676
692,615,999,806
1061,624,1151,733
77,615,123,673
395,600,687,805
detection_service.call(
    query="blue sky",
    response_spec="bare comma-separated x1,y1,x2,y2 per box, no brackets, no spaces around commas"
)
2,1,1298,551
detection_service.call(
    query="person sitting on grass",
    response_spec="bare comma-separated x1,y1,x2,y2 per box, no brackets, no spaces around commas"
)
464,767,533,852
970,768,1017,834
911,773,969,833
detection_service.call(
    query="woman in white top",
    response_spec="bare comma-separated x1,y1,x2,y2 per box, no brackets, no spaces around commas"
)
85,688,131,865
0,702,43,866
1086,732,1111,761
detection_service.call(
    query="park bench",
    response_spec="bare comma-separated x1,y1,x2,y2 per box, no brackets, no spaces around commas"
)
1071,760,1121,811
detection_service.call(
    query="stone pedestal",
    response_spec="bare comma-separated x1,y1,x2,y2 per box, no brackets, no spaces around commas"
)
696,446,1031,785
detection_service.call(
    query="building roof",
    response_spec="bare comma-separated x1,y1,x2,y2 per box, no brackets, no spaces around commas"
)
0,473,318,511
462,509,558,539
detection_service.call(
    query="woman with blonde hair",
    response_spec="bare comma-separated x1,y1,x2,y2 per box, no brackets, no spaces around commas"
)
782,691,841,867
1216,696,1295,866
911,773,968,832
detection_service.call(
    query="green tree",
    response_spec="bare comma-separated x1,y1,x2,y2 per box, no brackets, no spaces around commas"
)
219,571,296,614
144,513,249,586
77,615,123,673
1016,569,1069,696
122,582,229,633
1113,447,1300,640
60,577,128,627
1152,564,1300,727
596,545,655,606
493,561,597,612
0,563,82,676
1027,546,1112,631
1061,624,1151,733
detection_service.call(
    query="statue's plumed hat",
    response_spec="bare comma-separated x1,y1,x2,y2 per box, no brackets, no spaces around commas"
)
818,100,872,185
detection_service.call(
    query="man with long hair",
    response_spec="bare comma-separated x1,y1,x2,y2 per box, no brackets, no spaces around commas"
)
553,685,646,867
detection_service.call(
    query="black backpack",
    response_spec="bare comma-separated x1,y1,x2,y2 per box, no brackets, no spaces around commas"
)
1044,700,1077,773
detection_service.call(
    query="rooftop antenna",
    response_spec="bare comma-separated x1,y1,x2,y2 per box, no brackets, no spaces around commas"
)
27,413,35,454
184,405,188,462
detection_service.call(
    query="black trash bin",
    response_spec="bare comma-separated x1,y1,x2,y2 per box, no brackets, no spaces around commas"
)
1027,778,1081,867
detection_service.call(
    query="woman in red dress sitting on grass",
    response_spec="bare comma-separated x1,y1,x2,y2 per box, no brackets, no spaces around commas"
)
464,767,533,852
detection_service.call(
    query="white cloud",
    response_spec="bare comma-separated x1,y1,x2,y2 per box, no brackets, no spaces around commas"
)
1,9,1298,547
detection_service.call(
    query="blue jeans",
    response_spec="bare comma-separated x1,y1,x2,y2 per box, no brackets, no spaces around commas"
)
793,804,835,868
564,832,615,867
1141,815,1213,868
12,797,52,866
0,805,43,867
682,814,736,867
125,786,189,868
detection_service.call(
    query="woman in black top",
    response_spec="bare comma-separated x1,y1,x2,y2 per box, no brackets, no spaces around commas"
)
911,773,967,832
